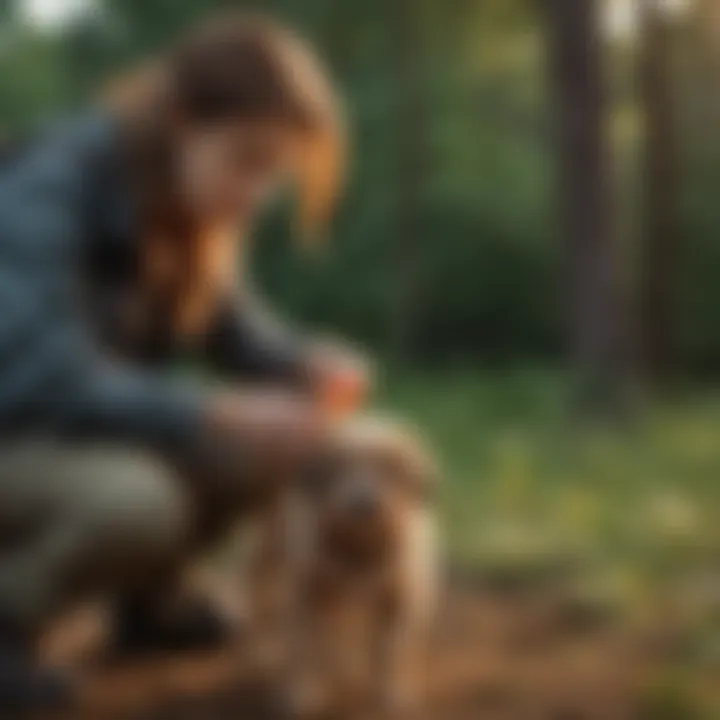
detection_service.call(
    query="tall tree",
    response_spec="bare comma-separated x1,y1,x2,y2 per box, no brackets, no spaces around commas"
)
388,0,428,361
546,0,625,412
638,0,680,382
694,0,720,126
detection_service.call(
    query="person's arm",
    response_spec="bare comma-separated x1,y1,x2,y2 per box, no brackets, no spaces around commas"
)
203,287,371,416
52,352,205,451
52,352,327,483
203,287,311,387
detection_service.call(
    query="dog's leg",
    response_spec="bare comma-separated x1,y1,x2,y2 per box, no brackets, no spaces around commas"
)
375,608,425,718
376,511,437,717
279,498,332,719
284,585,369,719
244,497,295,679
327,599,369,714
283,599,326,719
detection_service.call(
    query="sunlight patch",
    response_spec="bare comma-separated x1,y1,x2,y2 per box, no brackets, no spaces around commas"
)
21,0,95,29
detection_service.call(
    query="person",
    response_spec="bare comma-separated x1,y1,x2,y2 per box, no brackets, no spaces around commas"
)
0,12,367,712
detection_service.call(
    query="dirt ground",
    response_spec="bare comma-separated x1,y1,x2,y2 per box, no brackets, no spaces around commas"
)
41,576,692,720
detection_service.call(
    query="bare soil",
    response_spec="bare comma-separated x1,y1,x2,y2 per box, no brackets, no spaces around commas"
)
41,578,690,720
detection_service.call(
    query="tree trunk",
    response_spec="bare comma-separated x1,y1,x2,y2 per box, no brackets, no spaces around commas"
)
546,0,626,413
638,0,680,383
694,0,720,126
388,0,427,362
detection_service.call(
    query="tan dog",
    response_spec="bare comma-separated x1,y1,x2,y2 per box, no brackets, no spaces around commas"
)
245,416,439,718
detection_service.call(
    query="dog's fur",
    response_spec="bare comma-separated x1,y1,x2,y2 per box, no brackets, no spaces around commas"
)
244,416,439,718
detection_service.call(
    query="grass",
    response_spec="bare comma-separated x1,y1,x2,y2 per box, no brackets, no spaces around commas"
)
377,369,720,715
378,368,720,607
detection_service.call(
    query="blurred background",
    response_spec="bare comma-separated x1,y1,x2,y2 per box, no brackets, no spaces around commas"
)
3,0,720,717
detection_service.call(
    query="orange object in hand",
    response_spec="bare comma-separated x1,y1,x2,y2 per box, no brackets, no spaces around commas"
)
322,367,368,418
309,343,371,419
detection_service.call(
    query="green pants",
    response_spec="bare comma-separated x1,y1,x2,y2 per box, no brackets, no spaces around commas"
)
0,440,246,636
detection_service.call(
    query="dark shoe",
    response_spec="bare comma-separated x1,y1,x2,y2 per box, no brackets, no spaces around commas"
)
112,593,233,658
0,634,74,715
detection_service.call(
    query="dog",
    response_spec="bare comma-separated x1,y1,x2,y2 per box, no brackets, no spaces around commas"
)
244,415,439,718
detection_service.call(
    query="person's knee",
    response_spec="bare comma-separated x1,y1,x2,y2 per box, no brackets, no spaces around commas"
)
71,450,190,565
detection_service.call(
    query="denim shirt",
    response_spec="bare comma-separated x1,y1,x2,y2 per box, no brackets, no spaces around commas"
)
0,111,306,449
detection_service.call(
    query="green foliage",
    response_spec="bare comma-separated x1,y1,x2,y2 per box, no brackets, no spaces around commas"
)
3,0,720,373
379,369,720,587
638,676,705,720
1,0,563,365
0,28,73,131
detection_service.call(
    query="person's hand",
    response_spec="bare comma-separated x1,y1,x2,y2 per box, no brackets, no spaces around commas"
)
199,390,329,485
304,340,372,418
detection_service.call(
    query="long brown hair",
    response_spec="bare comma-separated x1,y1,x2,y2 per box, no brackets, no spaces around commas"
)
106,13,345,338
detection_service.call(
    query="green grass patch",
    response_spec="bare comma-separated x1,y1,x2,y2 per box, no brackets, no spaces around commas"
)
377,369,720,607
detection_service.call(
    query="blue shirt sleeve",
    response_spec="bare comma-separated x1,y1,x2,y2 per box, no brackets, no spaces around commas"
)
203,286,310,387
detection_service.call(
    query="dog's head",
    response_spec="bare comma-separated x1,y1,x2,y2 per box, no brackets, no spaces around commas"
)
306,415,437,563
